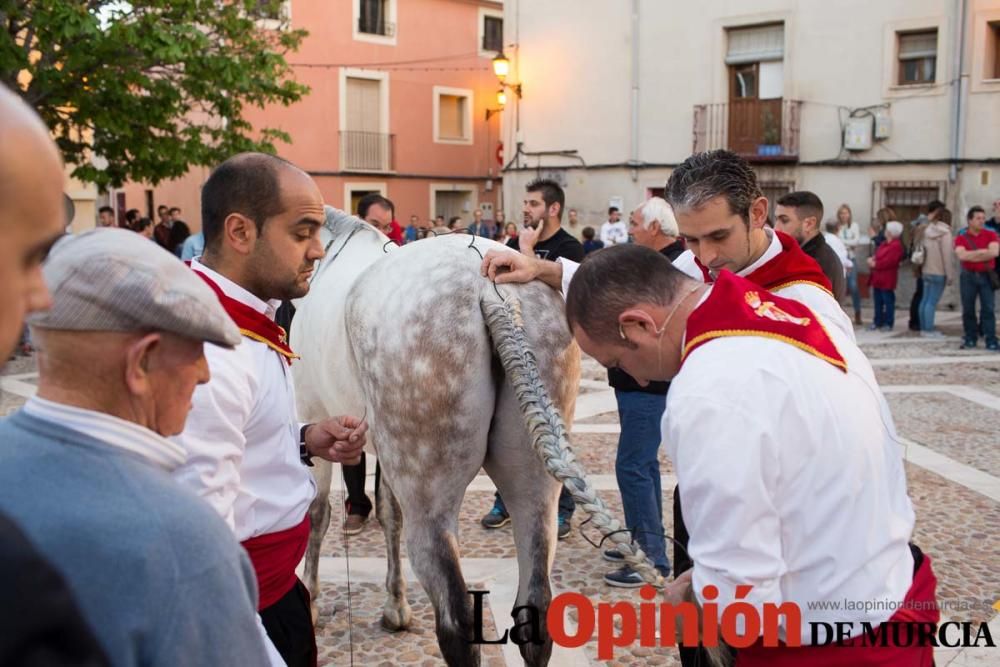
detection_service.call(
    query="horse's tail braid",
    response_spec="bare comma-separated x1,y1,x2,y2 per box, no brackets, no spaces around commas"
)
480,288,665,588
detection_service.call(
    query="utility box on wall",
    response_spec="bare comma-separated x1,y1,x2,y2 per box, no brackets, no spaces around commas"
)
845,117,873,151
874,108,892,139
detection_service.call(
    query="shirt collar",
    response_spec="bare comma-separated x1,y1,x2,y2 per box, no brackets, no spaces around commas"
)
739,227,781,277
190,259,280,321
22,396,186,472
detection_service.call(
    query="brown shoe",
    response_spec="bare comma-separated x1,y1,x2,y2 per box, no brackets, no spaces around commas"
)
854,311,863,326
344,514,368,535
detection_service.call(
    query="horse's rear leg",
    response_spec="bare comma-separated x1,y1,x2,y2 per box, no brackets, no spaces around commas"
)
376,475,411,631
303,459,332,625
484,386,562,667
405,510,479,666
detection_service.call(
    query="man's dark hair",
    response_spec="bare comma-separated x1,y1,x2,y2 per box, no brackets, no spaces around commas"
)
357,193,393,219
776,191,824,224
927,199,946,214
157,205,168,214
168,206,182,216
134,217,153,233
968,205,985,221
582,226,596,240
566,244,693,345
125,208,140,224
526,177,565,220
608,206,619,215
665,149,763,224
98,205,113,215
447,216,462,229
201,153,293,250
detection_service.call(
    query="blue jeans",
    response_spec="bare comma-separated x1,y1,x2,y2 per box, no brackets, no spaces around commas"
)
873,288,896,328
846,266,862,315
614,390,670,574
918,274,946,332
960,271,997,346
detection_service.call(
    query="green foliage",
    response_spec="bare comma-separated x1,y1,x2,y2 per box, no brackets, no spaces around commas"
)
1,0,308,187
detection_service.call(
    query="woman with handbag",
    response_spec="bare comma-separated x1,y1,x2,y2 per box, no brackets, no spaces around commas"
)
916,208,956,337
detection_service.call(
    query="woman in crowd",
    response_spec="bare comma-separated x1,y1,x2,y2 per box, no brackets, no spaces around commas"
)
497,221,518,246
868,219,905,331
836,203,864,325
917,208,956,337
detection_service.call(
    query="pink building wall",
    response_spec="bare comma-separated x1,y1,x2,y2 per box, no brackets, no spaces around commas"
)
119,0,504,232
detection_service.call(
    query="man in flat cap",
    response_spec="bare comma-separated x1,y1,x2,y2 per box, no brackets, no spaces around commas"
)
0,228,274,666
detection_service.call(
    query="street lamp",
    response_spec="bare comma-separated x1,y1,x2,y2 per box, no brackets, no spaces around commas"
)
491,53,522,99
486,89,506,121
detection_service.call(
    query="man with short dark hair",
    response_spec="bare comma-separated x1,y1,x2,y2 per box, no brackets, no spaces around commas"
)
482,177,583,539
481,244,937,665
173,152,369,667
167,206,191,257
405,214,420,243
599,206,627,246
774,190,845,300
153,205,173,249
357,193,393,233
954,205,999,350
97,205,115,228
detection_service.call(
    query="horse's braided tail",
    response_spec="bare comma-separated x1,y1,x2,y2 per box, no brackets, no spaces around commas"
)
480,289,665,589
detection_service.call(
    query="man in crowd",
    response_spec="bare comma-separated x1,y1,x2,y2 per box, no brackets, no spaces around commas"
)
984,198,1000,235
601,197,684,588
173,152,369,667
482,177,583,539
405,214,420,243
566,207,582,239
2,229,275,666
480,243,937,665
167,206,192,256
468,208,495,239
599,206,628,246
954,205,999,351
339,191,398,535
153,205,173,249
774,190,846,300
0,82,111,667
96,205,115,228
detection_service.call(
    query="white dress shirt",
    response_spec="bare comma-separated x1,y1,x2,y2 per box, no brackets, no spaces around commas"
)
172,260,316,543
560,228,856,341
663,292,915,643
23,396,186,472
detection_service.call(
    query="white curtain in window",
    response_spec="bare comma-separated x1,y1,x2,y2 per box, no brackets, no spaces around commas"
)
726,23,784,65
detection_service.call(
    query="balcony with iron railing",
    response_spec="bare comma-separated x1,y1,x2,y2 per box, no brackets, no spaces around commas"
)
340,131,395,172
693,99,802,162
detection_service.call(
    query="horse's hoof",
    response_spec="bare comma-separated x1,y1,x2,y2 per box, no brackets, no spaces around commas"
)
381,602,412,632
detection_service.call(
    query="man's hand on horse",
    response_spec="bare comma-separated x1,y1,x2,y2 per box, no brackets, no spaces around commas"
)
304,416,369,464
481,248,540,284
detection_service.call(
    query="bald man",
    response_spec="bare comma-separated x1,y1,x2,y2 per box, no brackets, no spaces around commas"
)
0,83,109,666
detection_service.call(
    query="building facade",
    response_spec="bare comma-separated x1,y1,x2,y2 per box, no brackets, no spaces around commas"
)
116,0,506,231
498,0,1000,242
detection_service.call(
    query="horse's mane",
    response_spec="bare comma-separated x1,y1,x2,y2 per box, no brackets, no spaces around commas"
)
322,205,381,244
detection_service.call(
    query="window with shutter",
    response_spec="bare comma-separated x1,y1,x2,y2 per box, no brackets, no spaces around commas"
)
897,30,937,85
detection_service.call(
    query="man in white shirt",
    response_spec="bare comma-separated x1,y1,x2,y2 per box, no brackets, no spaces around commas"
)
599,206,628,246
483,243,937,664
173,153,369,667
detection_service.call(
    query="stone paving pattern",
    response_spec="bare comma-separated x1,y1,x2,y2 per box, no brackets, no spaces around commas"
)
2,307,998,665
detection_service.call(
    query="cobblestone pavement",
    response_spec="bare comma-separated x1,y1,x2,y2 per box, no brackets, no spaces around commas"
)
3,310,998,666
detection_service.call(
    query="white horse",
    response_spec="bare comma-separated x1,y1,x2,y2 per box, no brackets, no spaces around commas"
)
290,208,581,666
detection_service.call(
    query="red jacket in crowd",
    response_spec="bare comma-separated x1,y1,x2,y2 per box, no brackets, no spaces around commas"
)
870,237,905,290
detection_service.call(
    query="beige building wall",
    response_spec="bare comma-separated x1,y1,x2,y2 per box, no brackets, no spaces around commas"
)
500,0,1000,232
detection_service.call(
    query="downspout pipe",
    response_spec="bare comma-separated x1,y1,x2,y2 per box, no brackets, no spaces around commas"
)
949,0,969,185
629,0,640,182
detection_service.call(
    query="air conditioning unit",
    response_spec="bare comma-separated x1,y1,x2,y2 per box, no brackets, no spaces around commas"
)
845,117,873,151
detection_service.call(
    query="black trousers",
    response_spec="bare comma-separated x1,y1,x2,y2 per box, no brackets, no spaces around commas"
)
342,454,380,517
909,276,924,330
260,579,316,667
673,486,734,667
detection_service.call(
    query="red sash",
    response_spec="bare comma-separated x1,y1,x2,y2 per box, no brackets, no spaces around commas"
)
738,554,939,667
241,515,311,611
191,268,299,365
694,230,834,295
682,271,847,373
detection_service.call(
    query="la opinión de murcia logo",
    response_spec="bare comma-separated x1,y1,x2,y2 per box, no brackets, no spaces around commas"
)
468,586,997,660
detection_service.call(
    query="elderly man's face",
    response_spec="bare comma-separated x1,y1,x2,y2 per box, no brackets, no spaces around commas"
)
0,119,65,358
247,168,326,301
146,334,211,436
628,210,656,249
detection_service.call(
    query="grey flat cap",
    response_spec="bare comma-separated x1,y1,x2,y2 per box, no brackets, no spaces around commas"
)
29,228,242,348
